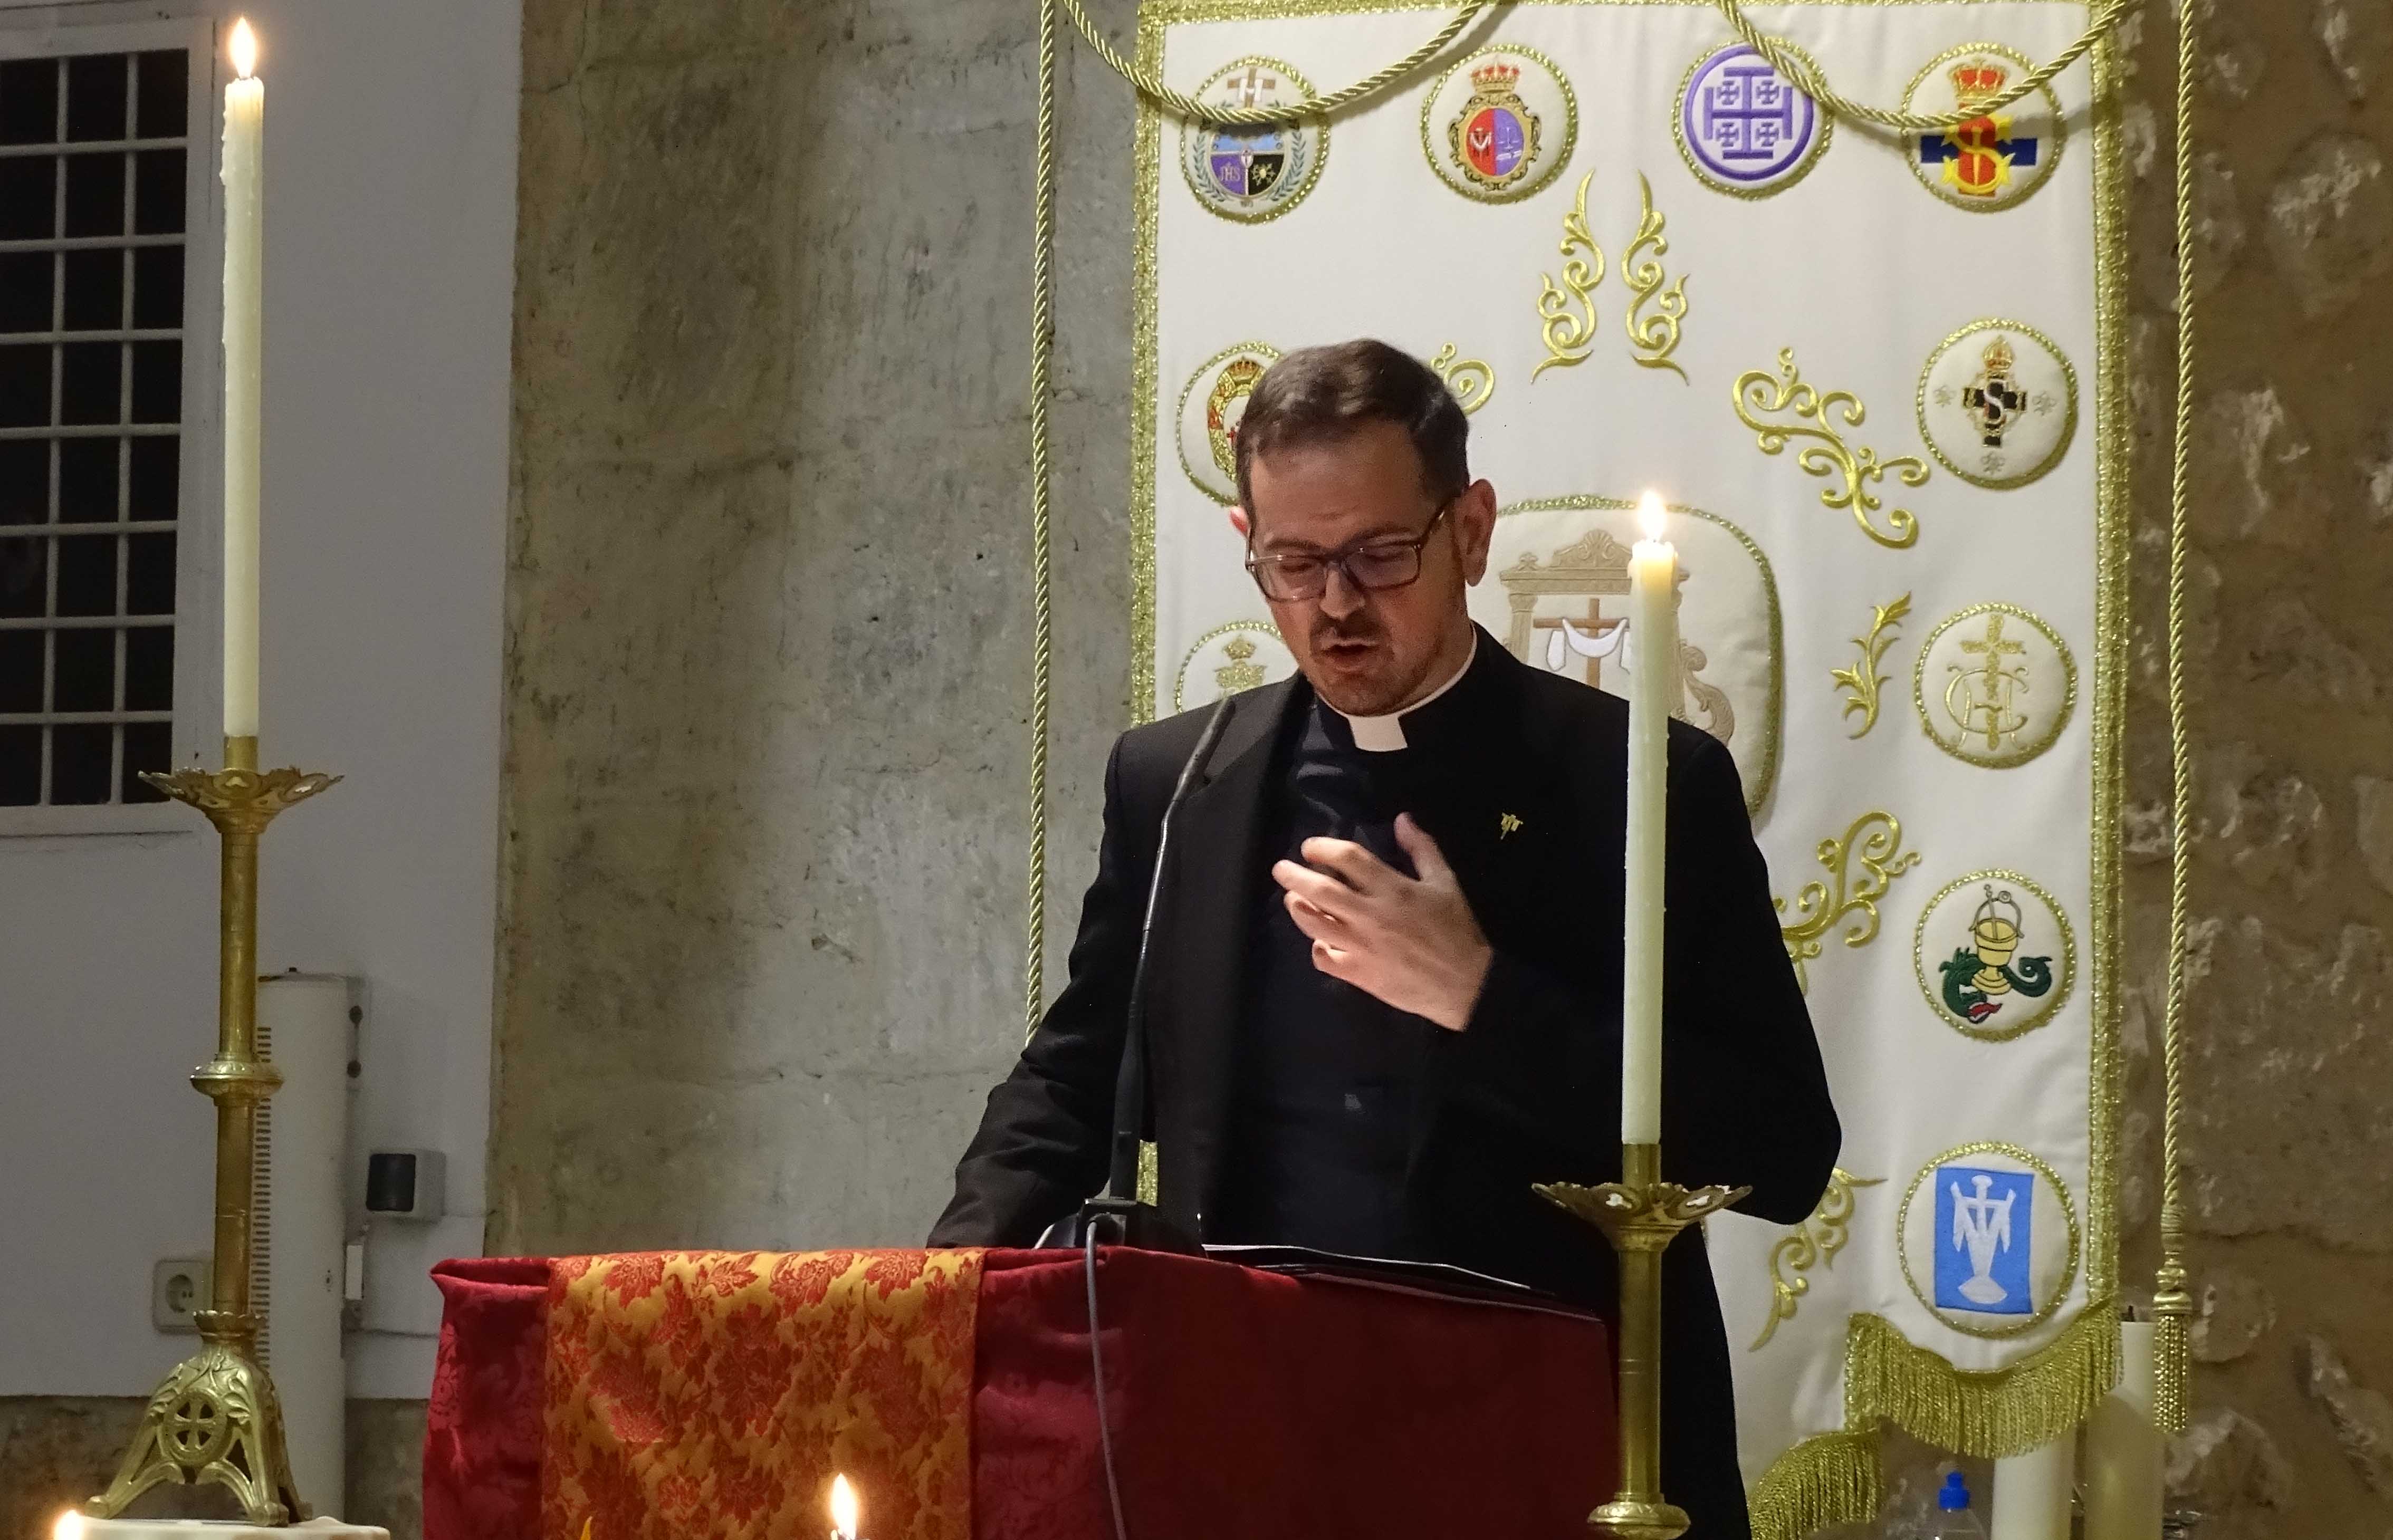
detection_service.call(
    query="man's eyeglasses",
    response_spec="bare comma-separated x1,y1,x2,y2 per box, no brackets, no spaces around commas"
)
1244,501,1453,603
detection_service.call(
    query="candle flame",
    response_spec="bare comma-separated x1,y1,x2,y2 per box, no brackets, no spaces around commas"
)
230,18,258,79
1637,489,1668,542
52,1511,84,1540
830,1474,860,1539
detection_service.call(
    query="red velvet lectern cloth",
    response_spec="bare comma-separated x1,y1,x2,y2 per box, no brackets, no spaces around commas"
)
427,1247,1616,1540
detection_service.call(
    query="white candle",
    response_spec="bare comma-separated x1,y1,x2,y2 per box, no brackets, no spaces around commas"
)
1621,491,1677,1146
2083,1320,2161,1539
221,20,263,740
1992,1436,2075,1540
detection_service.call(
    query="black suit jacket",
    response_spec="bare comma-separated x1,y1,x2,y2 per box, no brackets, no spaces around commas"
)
932,637,1839,1535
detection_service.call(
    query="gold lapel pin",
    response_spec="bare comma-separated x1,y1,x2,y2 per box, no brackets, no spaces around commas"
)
1499,812,1524,839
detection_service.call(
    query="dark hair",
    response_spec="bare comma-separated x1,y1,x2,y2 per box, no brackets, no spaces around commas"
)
1232,339,1469,515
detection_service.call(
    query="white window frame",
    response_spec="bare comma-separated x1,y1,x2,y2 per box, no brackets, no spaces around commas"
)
0,13,220,836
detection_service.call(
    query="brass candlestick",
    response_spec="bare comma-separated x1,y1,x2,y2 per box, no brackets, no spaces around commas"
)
1539,1144,1748,1540
87,735,338,1525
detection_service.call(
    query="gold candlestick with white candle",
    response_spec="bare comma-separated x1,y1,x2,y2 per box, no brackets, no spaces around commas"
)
1537,492,1745,1540
83,22,342,1528
221,19,263,740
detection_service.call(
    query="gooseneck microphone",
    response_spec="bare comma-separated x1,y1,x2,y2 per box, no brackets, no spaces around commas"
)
1107,692,1238,1204
1037,694,1237,1254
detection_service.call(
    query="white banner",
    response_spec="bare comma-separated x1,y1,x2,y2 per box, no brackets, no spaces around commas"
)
1128,2,2126,1532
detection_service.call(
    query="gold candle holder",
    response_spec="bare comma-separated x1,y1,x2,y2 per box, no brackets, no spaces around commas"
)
1538,1144,1748,1540
86,735,338,1525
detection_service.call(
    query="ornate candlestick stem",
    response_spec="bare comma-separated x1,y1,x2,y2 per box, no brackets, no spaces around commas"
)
87,735,338,1525
1539,1143,1749,1540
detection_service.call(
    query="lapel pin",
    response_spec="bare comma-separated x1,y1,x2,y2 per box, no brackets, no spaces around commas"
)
1499,812,1524,839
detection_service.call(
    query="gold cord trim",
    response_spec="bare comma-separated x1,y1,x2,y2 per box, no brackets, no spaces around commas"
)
2153,0,2202,1436
1748,1431,1880,1540
1708,0,2130,133
1061,0,1487,125
1845,1306,2121,1458
1025,0,1060,1036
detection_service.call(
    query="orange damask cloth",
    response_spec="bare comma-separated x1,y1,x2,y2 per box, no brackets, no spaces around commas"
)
540,1248,983,1540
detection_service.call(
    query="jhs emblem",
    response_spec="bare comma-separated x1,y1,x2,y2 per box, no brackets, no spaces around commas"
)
1903,44,2061,211
1420,46,1576,204
1911,868,2075,1040
1916,319,2078,489
1913,602,2078,767
1674,40,1830,198
1181,59,1326,223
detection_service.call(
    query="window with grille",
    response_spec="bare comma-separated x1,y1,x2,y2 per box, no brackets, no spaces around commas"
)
0,33,207,819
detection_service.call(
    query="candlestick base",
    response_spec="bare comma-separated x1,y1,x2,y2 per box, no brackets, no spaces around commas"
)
1536,1145,1748,1540
1584,1497,1693,1540
85,1339,305,1524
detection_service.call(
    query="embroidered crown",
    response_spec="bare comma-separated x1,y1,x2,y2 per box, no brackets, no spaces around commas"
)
1950,61,2008,107
1470,61,1521,91
1981,335,2016,374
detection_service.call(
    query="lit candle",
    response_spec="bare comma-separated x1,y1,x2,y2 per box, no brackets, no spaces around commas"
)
1621,490,1677,1147
829,1472,860,1540
221,19,263,740
52,1510,84,1540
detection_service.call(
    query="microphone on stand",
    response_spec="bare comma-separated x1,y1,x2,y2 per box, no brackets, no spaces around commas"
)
1037,694,1238,1254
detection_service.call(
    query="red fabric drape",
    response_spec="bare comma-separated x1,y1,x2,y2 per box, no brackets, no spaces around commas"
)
425,1249,1615,1540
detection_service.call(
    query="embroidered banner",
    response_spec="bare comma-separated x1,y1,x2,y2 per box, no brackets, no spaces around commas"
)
1128,3,2125,1533
542,1249,981,1540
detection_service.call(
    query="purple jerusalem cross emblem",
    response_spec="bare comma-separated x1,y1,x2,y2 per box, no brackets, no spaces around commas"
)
1680,43,1822,192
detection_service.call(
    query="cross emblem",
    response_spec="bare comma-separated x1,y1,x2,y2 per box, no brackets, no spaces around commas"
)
1531,599,1624,688
1233,66,1277,107
1954,613,2028,750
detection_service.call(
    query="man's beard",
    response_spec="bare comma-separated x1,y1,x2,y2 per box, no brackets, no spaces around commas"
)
1306,616,1434,718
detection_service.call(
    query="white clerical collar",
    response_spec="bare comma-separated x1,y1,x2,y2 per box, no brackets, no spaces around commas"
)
1335,632,1477,753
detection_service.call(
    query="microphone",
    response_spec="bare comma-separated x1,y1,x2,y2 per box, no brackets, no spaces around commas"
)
1037,694,1237,1254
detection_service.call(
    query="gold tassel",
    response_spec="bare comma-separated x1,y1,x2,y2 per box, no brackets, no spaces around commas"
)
2151,1259,2193,1435
1749,1430,1881,1540
1845,1307,2121,1458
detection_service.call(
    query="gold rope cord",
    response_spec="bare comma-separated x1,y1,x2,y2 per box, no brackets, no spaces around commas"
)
2150,0,2200,1435
1025,0,1060,1034
1710,0,2132,133
1059,0,1490,124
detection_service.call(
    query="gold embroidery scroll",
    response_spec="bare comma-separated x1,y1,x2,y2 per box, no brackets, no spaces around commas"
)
1733,347,1931,549
1831,593,1911,738
1621,173,1688,381
1776,810,1922,993
1753,1168,1885,1350
1531,171,1604,382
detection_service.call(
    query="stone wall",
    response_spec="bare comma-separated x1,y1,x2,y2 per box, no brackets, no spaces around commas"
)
489,3,2393,1540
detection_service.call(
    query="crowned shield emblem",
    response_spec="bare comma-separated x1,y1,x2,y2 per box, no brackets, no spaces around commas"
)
1181,58,1326,223
1904,44,2062,211
1419,46,1576,204
1174,621,1294,711
1175,341,1280,504
1917,318,2078,487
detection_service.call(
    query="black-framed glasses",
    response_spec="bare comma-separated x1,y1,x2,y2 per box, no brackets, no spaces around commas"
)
1243,500,1453,603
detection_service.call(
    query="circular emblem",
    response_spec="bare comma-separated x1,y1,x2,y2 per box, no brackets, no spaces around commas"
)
1419,44,1577,203
1917,319,2078,489
1175,621,1295,711
1898,1142,2080,1338
1912,603,2076,768
1674,40,1831,198
1912,869,2076,1041
1903,43,2063,211
1176,341,1281,505
1180,57,1326,224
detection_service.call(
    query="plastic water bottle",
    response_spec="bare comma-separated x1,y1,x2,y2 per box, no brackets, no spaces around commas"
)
1927,1470,1989,1540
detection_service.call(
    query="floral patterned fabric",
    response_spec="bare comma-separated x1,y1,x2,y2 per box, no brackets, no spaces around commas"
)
540,1249,982,1540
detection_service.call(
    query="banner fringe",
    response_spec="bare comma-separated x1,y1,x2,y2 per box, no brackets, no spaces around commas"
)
1749,1430,1881,1540
1845,1305,2120,1460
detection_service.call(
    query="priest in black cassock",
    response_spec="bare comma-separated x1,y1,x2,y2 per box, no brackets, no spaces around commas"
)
932,339,1840,1538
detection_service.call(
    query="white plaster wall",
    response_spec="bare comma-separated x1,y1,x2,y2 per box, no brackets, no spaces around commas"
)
0,0,519,1400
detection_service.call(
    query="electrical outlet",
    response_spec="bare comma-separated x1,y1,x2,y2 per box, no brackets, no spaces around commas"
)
152,1258,209,1333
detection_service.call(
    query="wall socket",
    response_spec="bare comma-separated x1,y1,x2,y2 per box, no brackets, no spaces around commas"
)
152,1257,209,1333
